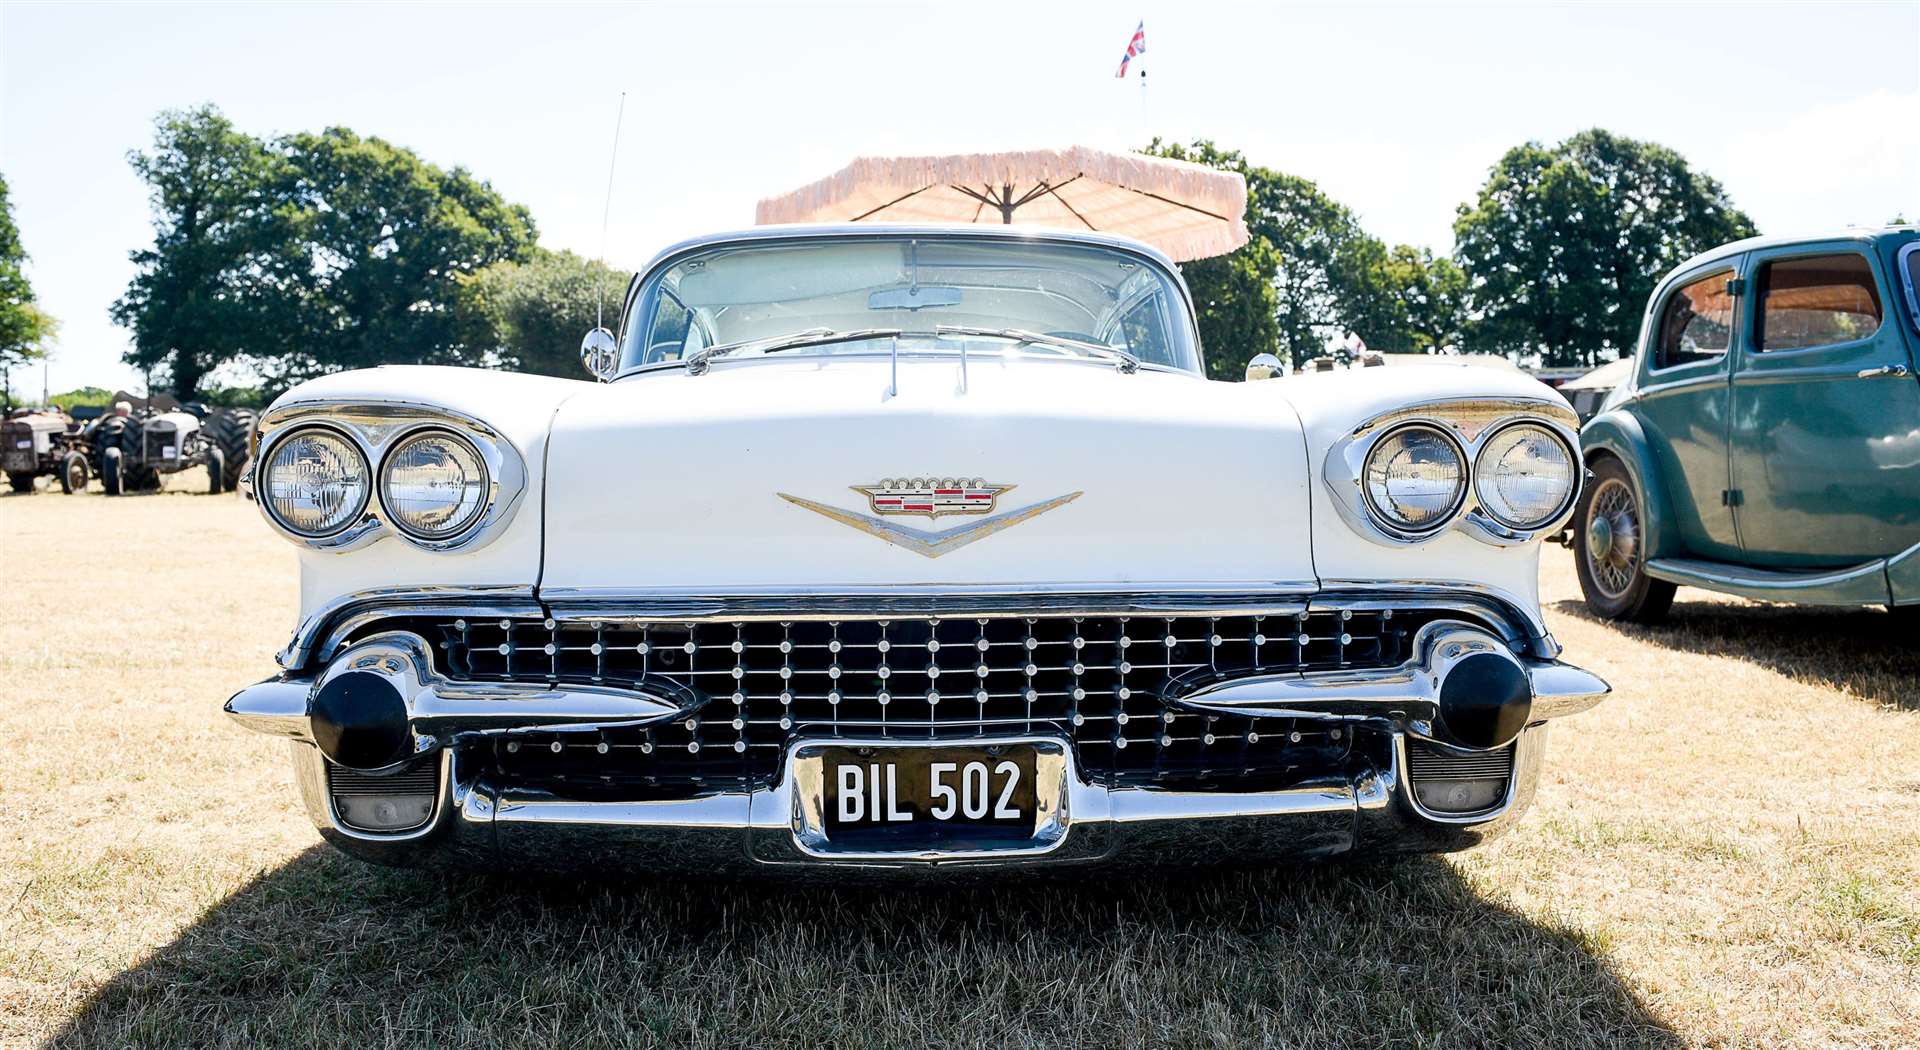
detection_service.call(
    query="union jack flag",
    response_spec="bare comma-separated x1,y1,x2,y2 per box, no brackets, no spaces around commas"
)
1114,20,1145,78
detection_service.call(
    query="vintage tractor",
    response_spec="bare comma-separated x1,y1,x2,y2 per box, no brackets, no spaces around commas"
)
2,408,86,494
87,399,256,496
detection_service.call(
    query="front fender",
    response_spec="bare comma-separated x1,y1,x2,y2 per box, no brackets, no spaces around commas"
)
1580,408,1680,561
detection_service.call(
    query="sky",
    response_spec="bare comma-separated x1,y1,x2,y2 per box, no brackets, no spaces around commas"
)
2,0,1915,396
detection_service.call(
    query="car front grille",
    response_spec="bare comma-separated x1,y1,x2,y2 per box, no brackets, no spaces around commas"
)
359,605,1486,798
143,425,176,460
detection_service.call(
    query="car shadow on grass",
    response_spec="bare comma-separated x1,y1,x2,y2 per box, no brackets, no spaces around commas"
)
1551,597,1920,711
46,846,1678,1050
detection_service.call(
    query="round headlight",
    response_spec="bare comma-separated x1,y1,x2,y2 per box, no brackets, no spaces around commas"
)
1474,423,1576,529
380,430,489,540
1363,425,1467,533
262,428,370,537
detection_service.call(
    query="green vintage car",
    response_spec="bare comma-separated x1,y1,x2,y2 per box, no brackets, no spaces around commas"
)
1575,226,1920,621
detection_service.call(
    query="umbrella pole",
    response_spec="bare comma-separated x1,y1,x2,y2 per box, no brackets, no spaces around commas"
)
1001,183,1014,223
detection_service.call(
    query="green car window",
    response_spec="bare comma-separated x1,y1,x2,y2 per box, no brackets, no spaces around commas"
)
1756,253,1882,351
1653,270,1735,369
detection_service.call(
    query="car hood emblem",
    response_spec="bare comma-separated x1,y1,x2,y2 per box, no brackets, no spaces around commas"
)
858,477,1009,518
779,480,1081,558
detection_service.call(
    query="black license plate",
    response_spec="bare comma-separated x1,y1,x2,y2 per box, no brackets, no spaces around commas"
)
819,744,1038,846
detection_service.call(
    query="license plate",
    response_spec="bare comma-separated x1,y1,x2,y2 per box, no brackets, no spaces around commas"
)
825,744,1036,830
795,740,1062,856
13,439,29,449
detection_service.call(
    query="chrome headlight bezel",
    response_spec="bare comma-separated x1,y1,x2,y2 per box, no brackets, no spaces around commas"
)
1471,421,1579,532
251,402,526,554
1358,422,1469,538
377,426,494,544
257,424,374,541
1325,397,1583,548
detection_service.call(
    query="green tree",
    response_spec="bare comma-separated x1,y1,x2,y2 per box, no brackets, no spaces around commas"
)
1144,140,1411,370
275,126,538,382
114,108,539,395
1,172,56,370
459,249,631,378
110,107,297,398
1453,129,1757,367
1382,246,1469,353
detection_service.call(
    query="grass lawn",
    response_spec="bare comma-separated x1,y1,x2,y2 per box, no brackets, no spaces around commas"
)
2,490,1916,1048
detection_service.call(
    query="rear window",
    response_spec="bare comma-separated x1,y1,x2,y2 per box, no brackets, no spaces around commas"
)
1653,270,1735,369
1757,253,1882,351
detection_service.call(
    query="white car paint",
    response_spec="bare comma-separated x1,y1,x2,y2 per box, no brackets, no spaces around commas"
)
266,354,1568,632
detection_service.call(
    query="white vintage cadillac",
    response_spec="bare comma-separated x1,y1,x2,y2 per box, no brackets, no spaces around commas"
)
227,225,1607,873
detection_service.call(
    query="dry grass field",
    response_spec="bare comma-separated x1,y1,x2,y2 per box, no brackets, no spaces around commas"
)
2,489,1917,1048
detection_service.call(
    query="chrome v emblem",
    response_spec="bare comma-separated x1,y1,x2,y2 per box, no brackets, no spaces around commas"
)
776,491,1082,559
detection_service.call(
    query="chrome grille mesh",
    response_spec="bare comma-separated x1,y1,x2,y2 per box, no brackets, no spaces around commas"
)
366,606,1473,795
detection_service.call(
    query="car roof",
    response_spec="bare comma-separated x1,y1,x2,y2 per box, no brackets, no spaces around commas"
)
1669,224,1919,274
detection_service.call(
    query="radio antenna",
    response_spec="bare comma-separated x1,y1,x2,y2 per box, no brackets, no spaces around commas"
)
595,91,627,331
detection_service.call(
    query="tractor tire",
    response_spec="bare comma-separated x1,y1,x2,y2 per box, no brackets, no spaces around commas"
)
59,451,88,493
206,446,226,495
111,417,160,492
7,471,34,494
203,409,255,492
102,447,124,496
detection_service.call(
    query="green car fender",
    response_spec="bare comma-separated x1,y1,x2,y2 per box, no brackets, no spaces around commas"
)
1579,409,1681,562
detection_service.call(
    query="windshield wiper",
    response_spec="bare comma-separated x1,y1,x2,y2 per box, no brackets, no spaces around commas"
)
684,328,905,375
933,325,1141,374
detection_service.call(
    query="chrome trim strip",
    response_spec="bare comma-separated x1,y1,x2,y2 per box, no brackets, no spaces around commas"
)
776,490,1084,559
1169,621,1604,747
538,584,1322,622
1324,397,1583,550
234,632,689,748
1645,555,1892,606
253,400,528,555
277,585,539,669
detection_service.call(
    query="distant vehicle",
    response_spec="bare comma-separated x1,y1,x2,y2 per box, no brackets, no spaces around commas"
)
80,395,255,496
1575,227,1920,621
1558,357,1634,423
1,407,85,493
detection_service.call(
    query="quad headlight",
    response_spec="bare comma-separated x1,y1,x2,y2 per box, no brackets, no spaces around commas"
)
379,430,490,540
1473,423,1576,529
1362,424,1467,533
261,427,370,537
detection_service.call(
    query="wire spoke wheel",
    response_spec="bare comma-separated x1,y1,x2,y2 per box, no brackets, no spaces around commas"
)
1583,477,1641,599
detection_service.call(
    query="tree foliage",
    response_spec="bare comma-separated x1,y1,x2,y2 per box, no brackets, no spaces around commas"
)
113,106,538,397
1382,246,1469,353
1,171,56,369
458,249,631,378
1143,140,1423,371
1453,129,1757,366
110,107,296,396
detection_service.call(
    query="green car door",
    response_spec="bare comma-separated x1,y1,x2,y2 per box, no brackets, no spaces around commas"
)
1728,235,1920,566
1631,260,1743,562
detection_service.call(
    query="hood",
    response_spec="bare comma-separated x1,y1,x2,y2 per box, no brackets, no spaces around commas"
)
540,357,1314,596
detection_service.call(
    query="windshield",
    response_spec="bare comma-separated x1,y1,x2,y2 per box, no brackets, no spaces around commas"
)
619,236,1199,374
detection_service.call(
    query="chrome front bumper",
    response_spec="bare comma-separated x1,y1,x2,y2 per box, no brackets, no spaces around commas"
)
276,723,1554,875
233,595,1607,873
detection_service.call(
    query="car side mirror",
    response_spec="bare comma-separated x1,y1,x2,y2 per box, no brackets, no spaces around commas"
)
1245,353,1283,381
580,328,619,382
